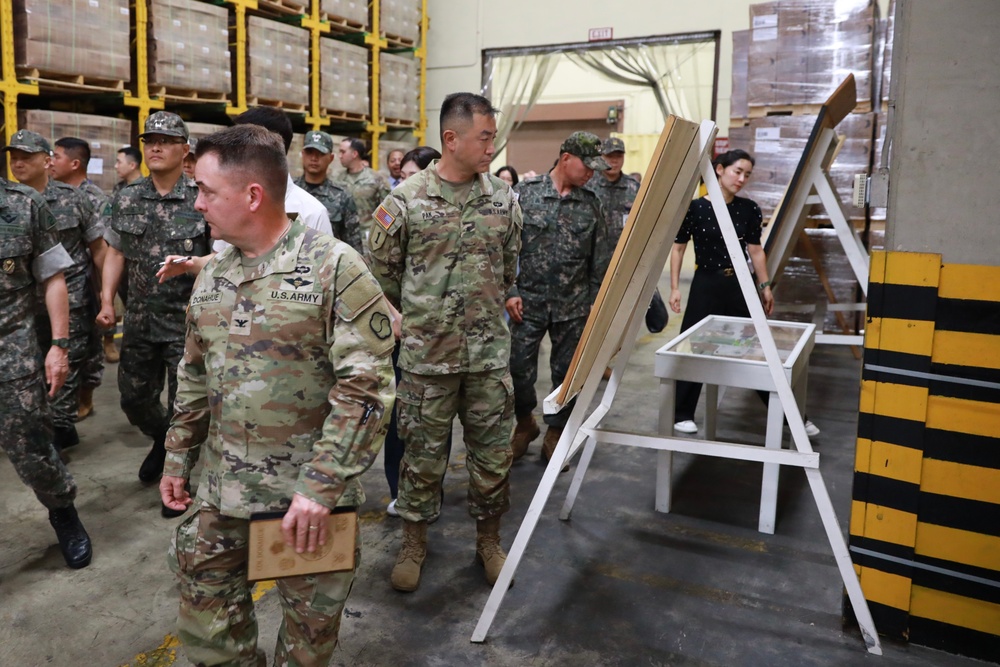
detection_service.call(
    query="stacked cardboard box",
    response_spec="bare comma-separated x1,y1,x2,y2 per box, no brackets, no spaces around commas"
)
740,113,875,224
747,0,875,111
731,30,750,122
380,53,418,123
320,39,370,117
20,110,132,193
148,0,231,95
247,17,310,107
380,0,420,43
14,0,131,82
185,122,228,144
321,0,368,28
878,0,894,106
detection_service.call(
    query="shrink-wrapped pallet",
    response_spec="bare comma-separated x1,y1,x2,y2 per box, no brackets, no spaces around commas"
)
380,53,418,123
731,30,750,121
320,39,370,117
19,110,132,193
148,0,231,96
321,0,368,29
247,17,310,107
747,0,875,110
741,113,875,223
380,0,420,43
14,0,131,83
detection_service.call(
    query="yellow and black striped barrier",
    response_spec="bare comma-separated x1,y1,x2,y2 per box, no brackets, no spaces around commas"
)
850,250,1000,661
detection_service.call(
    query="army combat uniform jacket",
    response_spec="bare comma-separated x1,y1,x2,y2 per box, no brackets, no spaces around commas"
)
510,173,608,322
164,220,396,517
367,162,522,375
294,176,363,254
586,172,640,270
104,176,211,342
42,180,103,311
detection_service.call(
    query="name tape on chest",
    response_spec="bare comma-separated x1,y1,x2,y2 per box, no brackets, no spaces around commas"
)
269,290,322,304
191,292,222,306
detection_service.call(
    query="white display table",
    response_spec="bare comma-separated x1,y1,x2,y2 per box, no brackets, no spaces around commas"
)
654,315,816,533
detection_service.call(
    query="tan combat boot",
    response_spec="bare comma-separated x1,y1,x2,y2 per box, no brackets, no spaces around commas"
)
76,387,94,421
510,414,540,460
103,334,119,363
542,426,569,472
390,520,427,592
476,517,507,585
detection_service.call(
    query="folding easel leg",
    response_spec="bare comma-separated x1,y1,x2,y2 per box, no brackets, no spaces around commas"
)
758,391,784,534
560,435,596,520
805,467,883,654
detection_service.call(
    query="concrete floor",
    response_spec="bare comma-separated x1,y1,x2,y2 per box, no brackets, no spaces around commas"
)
0,231,989,666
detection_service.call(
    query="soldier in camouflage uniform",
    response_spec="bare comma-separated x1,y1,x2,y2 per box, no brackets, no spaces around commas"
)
51,136,114,418
294,130,363,253
5,131,106,450
0,171,93,569
506,132,609,464
96,112,211,505
336,137,390,246
161,125,394,667
586,137,641,269
369,93,521,592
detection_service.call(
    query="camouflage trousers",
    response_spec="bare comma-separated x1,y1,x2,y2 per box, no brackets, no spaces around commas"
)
509,310,587,427
36,306,95,430
118,332,184,442
0,372,77,509
169,502,359,667
396,368,514,522
80,322,105,391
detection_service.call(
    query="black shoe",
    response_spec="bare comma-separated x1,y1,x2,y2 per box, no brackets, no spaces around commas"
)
54,426,80,451
161,502,187,519
48,505,93,569
138,438,166,483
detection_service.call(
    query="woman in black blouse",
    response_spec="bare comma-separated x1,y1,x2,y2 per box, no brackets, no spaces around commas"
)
666,149,818,437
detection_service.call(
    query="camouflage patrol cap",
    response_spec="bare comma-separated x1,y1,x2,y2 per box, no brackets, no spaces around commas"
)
303,130,334,154
601,137,626,155
3,129,52,155
139,111,189,140
559,131,609,171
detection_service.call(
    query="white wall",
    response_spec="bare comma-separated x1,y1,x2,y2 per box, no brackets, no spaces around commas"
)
424,0,889,147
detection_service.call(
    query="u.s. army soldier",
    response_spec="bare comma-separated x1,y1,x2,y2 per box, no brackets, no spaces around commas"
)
368,92,521,592
160,125,395,666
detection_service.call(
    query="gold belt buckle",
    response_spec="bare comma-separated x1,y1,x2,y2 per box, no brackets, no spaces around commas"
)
723,268,735,276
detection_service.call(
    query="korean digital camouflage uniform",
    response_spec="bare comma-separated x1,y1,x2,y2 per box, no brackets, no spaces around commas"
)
165,219,395,667
586,140,640,270
368,162,521,523
36,178,104,432
510,159,608,429
77,179,111,394
294,177,363,254
335,166,390,246
0,177,78,509
105,175,210,452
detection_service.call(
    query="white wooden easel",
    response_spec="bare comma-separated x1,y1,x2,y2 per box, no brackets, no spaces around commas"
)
763,126,871,346
471,121,883,655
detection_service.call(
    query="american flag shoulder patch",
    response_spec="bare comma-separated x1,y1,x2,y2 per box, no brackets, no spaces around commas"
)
374,205,396,231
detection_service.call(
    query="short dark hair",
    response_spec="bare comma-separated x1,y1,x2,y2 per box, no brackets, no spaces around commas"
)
195,125,288,203
55,137,91,168
713,149,755,170
400,146,441,171
341,137,368,161
439,93,498,142
117,146,142,167
233,107,293,153
494,165,519,186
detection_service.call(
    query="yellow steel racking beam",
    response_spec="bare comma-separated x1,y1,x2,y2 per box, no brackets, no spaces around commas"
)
413,0,428,144
123,0,166,175
225,0,259,117
0,0,38,179
365,0,388,169
303,1,332,130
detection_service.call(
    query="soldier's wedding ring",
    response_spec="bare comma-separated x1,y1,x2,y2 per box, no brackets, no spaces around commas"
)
308,525,318,531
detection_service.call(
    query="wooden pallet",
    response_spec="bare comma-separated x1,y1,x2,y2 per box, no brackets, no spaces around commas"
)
323,108,369,124
321,13,367,35
151,86,229,103
749,100,872,118
255,0,307,18
247,97,308,113
381,33,417,49
17,68,125,93
381,116,418,128
729,117,750,128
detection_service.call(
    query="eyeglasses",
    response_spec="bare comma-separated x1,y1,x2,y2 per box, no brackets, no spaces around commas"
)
141,136,187,147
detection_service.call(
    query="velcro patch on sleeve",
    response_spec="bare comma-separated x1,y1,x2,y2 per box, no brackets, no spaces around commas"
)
374,205,395,231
